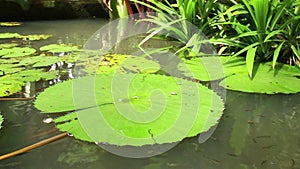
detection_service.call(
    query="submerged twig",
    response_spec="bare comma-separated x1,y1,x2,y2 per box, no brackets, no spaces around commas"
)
31,128,58,139
0,98,34,101
0,132,68,161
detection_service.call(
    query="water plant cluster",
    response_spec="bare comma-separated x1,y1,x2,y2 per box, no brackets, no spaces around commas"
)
0,0,299,148
110,0,300,71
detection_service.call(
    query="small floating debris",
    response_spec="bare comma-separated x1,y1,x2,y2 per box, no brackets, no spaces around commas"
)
247,119,254,124
43,118,53,124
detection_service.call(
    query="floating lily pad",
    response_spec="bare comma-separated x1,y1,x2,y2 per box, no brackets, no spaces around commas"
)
75,54,160,75
0,78,23,97
120,57,160,73
0,70,58,97
19,55,60,67
60,52,81,63
0,43,19,49
0,33,21,39
76,54,127,74
20,34,52,41
40,44,80,53
0,47,36,58
219,63,300,94
0,63,24,74
34,73,224,146
0,22,22,27
179,56,300,94
178,56,246,81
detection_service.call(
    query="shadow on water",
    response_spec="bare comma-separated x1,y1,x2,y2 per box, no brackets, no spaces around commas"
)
0,20,299,169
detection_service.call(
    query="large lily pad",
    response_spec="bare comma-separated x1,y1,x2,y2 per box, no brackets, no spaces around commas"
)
179,56,300,94
34,73,224,146
219,62,300,94
178,56,246,81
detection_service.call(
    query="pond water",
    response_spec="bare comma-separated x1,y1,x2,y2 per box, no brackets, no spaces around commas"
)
0,19,299,169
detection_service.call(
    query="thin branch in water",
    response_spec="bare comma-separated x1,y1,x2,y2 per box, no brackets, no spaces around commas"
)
0,132,68,161
0,98,34,101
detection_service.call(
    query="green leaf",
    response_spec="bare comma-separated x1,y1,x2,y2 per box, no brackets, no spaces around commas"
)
40,44,80,53
0,33,21,39
0,69,57,97
291,45,300,61
0,47,36,58
0,78,24,97
178,56,247,81
0,63,24,74
34,73,224,146
272,42,284,69
0,43,19,49
75,54,128,74
119,56,160,73
19,55,60,67
178,56,300,94
76,54,160,75
220,62,300,94
245,47,257,78
19,34,52,41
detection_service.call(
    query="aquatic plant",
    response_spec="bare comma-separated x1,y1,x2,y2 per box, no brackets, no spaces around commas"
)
123,0,300,76
34,73,224,146
40,44,80,53
212,0,300,76
0,33,52,40
179,56,300,94
99,0,153,19
0,39,81,97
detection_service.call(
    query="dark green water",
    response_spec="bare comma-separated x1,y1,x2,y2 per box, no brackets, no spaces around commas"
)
0,20,299,169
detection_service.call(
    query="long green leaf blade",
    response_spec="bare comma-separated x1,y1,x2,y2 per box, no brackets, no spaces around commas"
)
272,42,284,69
246,47,257,78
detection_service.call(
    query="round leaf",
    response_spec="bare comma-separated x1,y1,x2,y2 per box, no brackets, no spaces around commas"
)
0,33,21,39
178,56,246,81
220,63,300,94
19,55,60,67
0,47,36,58
34,73,224,146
